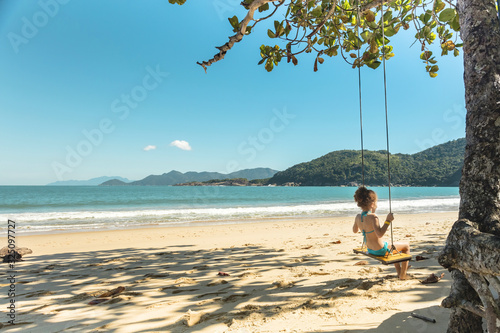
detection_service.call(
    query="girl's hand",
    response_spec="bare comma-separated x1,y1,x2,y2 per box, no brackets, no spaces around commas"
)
386,213,394,222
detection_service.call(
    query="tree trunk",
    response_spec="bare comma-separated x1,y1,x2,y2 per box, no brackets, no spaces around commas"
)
442,0,500,330
439,220,500,276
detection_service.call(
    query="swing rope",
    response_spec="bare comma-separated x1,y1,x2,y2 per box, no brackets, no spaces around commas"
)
380,0,395,251
356,0,365,186
357,0,396,252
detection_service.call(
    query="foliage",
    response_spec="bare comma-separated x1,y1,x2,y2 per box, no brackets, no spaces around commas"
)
268,138,465,186
174,178,272,186
172,0,462,77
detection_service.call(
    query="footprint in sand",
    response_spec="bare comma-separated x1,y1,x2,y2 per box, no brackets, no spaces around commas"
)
184,311,227,327
192,265,210,270
207,279,229,287
23,290,56,298
172,288,198,294
358,267,384,274
197,297,222,305
146,301,178,310
357,280,383,290
143,273,170,279
238,272,261,279
61,292,93,304
174,277,197,286
273,279,295,289
222,293,250,303
197,290,228,299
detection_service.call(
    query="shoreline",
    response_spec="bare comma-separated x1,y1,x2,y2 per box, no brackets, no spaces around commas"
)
5,212,458,332
17,212,458,255
4,205,460,237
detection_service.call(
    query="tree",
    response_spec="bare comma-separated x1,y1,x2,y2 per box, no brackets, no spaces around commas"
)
170,0,500,331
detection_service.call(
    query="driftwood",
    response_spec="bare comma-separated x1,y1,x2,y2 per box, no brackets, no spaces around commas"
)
438,219,500,332
0,246,32,257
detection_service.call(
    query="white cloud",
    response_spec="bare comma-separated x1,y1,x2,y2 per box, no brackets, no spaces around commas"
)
143,145,157,151
170,140,192,151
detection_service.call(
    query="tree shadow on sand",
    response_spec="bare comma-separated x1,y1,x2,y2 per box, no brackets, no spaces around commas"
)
0,233,450,332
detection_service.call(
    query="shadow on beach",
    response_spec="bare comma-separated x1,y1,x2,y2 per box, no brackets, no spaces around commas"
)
1,230,450,332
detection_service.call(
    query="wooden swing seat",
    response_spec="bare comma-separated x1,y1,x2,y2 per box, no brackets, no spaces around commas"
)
353,247,412,265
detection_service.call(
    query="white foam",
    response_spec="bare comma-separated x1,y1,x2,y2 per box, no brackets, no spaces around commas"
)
0,197,459,233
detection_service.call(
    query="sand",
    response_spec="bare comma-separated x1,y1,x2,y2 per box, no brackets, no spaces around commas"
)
1,212,458,332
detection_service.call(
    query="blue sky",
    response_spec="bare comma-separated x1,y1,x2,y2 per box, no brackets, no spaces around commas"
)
0,0,466,185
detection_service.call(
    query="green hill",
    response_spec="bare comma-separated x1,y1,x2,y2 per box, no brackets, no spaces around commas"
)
268,138,465,186
100,168,278,186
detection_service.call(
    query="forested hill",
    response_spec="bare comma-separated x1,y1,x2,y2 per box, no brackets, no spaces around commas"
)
268,138,465,186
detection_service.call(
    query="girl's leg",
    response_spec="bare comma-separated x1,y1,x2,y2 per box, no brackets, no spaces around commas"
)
394,242,410,279
393,262,402,278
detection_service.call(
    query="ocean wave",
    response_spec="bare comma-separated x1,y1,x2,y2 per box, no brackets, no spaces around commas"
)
0,197,459,233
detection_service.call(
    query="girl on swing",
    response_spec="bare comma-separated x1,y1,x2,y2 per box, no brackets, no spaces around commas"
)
353,186,411,280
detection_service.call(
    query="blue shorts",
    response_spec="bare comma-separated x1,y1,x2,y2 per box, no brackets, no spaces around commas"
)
368,242,389,256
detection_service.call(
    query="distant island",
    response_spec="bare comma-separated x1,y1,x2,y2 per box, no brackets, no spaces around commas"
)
99,168,279,186
47,176,132,186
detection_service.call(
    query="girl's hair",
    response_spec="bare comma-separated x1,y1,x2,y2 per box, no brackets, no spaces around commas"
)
354,186,377,209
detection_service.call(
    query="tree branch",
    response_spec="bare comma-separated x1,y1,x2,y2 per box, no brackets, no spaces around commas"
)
458,300,486,318
485,275,500,297
197,0,279,72
307,0,339,38
464,271,500,319
438,219,500,276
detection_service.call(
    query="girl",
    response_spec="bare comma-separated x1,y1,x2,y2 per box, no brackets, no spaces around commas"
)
353,186,410,280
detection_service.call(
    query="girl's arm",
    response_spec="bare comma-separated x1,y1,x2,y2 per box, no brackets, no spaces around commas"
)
372,215,390,238
353,216,359,233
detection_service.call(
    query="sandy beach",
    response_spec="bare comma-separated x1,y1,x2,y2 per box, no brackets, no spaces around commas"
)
2,212,457,332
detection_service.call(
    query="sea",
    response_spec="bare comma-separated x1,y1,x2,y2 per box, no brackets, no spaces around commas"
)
0,186,459,235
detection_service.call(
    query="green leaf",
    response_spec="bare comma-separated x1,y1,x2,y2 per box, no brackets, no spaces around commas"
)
258,3,269,12
258,58,266,65
384,26,397,37
434,0,445,13
265,59,274,72
311,5,322,18
439,8,456,22
423,12,432,24
367,21,378,29
366,60,381,69
228,15,239,29
429,72,438,78
453,48,460,56
361,30,372,42
420,51,432,60
267,29,276,38
450,13,460,31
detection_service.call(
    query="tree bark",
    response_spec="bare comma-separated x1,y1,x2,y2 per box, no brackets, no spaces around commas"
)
442,0,500,330
439,220,500,276
438,220,500,332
